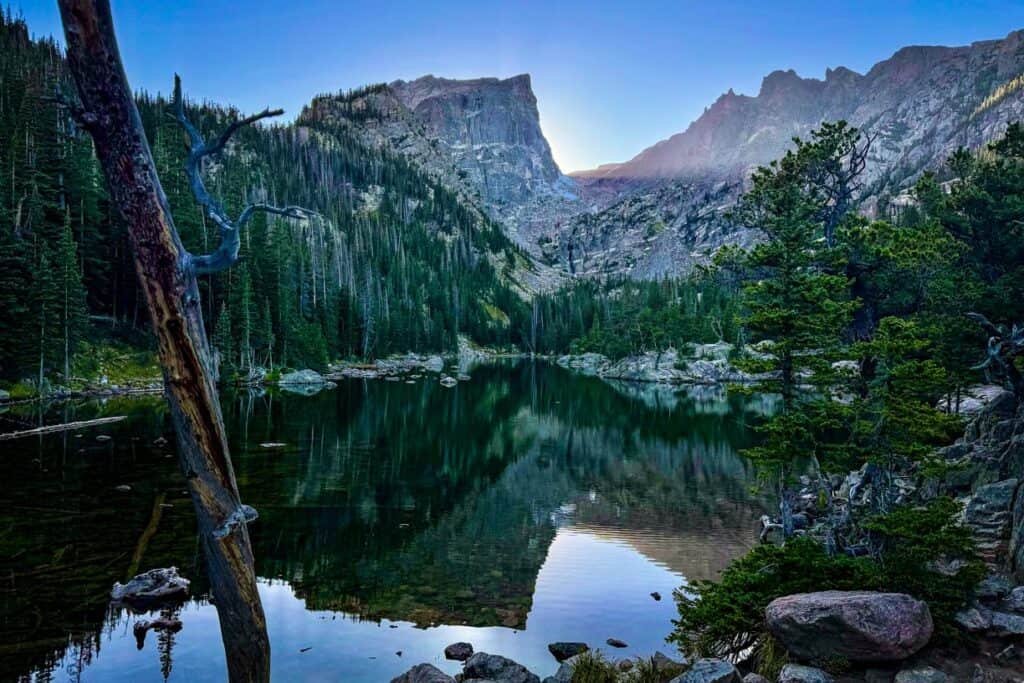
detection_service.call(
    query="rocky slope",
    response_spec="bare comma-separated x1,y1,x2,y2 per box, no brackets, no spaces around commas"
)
299,75,582,289
303,30,1024,284
562,29,1024,279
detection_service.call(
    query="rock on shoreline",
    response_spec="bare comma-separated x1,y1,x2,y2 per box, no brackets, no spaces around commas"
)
556,343,766,385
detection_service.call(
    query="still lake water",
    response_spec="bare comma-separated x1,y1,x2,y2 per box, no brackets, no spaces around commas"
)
1,361,773,682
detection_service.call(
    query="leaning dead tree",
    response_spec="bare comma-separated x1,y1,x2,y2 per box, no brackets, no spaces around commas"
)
968,312,1024,398
56,1,308,680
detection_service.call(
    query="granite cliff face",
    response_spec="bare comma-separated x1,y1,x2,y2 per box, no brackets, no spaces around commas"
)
300,75,581,262
303,30,1024,285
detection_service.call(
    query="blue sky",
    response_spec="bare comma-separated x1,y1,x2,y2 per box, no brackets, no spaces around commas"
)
16,1,1024,172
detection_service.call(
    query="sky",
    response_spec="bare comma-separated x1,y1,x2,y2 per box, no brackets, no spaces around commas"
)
16,1,1024,172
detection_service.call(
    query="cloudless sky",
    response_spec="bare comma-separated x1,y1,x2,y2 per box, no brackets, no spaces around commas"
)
15,1,1024,172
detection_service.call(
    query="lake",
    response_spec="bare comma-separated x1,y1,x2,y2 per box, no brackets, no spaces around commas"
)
0,361,773,682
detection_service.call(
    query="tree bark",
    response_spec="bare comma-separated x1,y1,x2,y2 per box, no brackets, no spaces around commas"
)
57,2,269,681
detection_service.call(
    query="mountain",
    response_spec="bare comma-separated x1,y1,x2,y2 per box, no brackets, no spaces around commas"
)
559,29,1024,278
305,31,1024,284
302,75,580,249
0,13,540,382
580,30,1024,192
300,75,585,291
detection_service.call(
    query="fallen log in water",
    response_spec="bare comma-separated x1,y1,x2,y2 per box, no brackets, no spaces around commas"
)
0,416,126,441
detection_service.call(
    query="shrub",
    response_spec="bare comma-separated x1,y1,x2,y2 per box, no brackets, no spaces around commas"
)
862,497,985,637
569,651,618,683
668,537,875,660
669,499,983,661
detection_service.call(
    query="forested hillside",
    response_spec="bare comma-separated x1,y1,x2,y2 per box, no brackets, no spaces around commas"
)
0,12,530,387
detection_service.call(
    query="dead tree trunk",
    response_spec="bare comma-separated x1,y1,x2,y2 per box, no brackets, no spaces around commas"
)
57,2,272,680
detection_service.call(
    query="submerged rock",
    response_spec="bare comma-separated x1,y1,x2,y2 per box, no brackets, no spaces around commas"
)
463,652,540,683
670,658,742,683
391,663,456,683
444,641,474,661
778,664,834,683
439,376,458,387
111,567,189,610
606,637,628,648
547,642,588,662
766,591,932,663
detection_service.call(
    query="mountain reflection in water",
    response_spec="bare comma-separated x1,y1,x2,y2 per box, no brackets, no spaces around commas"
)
0,361,772,682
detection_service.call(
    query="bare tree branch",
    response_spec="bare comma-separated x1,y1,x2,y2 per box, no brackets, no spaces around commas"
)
169,75,312,275
967,312,1024,397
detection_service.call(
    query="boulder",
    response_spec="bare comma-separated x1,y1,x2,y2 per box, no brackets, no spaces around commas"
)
547,642,588,662
111,567,190,610
541,655,578,683
424,356,445,372
964,479,1019,567
766,591,932,663
606,638,628,648
278,369,329,385
955,605,993,632
652,651,687,675
894,666,949,683
391,664,456,683
743,675,771,683
669,658,742,683
439,376,458,387
989,610,1024,636
444,642,474,661
976,574,1014,600
778,664,834,683
463,652,539,683
1001,585,1024,613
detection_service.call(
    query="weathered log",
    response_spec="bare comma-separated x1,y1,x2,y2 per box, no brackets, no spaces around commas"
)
57,2,269,680
0,415,126,441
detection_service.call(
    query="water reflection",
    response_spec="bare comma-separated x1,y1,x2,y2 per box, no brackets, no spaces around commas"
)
1,362,771,682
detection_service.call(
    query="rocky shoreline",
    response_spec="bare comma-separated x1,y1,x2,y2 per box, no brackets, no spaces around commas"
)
388,388,1024,683
555,342,763,386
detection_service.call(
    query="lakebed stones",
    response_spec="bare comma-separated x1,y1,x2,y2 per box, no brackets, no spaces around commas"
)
765,591,932,663
778,664,834,683
390,663,456,683
111,567,189,610
669,658,742,683
463,652,540,683
444,641,474,661
547,642,588,662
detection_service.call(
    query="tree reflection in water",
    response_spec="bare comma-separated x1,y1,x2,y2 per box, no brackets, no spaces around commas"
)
0,361,773,681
